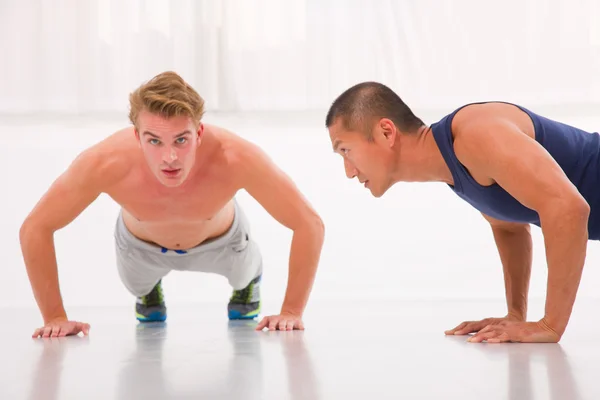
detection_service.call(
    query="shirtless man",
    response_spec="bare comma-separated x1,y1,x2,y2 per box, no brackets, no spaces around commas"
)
21,71,325,338
326,82,600,343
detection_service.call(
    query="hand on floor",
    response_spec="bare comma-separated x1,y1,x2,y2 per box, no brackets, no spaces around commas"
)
466,320,561,343
32,318,90,338
256,313,304,331
445,314,521,336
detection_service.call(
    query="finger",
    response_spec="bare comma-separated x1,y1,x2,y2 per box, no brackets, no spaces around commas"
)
287,320,295,331
42,326,53,338
32,328,42,338
51,325,60,338
74,322,88,336
476,324,495,335
445,322,469,335
59,326,68,337
298,320,305,330
454,323,478,335
82,323,90,335
454,322,483,335
268,318,279,331
468,330,501,343
255,317,269,331
279,320,288,331
487,331,512,343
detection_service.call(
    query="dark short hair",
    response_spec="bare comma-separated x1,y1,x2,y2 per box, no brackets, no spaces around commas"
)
325,82,424,137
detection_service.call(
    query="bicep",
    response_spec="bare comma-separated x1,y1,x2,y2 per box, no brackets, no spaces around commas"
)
459,119,585,214
24,152,104,232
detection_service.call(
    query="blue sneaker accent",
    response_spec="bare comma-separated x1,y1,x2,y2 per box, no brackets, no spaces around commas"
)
136,310,167,322
136,280,167,322
227,309,260,320
228,275,261,320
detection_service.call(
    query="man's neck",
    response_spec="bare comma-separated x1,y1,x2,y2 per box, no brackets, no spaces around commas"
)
392,126,454,185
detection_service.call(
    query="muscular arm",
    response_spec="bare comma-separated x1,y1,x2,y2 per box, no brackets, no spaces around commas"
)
456,113,590,338
482,214,532,321
20,148,114,325
235,141,325,318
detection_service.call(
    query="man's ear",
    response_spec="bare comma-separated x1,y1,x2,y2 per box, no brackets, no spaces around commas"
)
378,118,397,147
196,123,205,145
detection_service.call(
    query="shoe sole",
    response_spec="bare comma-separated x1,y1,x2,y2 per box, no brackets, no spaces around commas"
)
228,310,260,320
136,311,167,322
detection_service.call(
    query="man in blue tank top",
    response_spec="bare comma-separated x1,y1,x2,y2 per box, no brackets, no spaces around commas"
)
326,82,600,343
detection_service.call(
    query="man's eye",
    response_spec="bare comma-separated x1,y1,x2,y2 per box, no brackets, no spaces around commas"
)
149,139,160,145
176,137,187,144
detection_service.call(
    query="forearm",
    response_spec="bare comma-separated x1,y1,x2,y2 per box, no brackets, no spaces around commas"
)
491,225,532,320
20,224,67,324
280,219,325,316
540,203,589,336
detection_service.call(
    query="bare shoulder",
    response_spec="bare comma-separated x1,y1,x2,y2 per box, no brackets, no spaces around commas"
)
68,126,137,190
22,126,139,230
206,124,268,168
451,102,535,142
448,103,537,186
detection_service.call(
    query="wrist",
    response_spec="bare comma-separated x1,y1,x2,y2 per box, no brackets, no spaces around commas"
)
280,306,303,318
506,311,526,321
540,316,565,337
44,313,68,325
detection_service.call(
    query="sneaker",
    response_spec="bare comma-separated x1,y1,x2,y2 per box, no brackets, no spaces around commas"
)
136,280,167,322
228,275,261,320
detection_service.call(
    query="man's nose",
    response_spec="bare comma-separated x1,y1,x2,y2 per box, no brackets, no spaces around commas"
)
162,146,177,162
344,158,357,179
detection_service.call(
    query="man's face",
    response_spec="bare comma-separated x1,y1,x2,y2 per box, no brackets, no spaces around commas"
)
135,110,202,187
328,118,397,198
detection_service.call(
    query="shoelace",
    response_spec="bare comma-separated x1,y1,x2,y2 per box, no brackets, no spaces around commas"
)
231,285,253,303
144,283,164,306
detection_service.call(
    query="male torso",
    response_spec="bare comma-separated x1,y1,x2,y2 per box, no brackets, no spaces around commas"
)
100,124,240,250
432,102,600,239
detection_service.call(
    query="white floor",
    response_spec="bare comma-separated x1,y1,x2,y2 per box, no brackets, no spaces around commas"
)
2,298,600,400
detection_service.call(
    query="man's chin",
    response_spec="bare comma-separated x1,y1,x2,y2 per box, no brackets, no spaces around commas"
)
369,184,390,198
157,174,186,187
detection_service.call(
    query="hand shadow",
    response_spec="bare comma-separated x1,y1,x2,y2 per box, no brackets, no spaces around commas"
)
228,320,321,400
114,320,321,399
27,335,90,400
446,336,583,400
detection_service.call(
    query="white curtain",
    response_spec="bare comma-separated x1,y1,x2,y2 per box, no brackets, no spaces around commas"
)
1,0,599,114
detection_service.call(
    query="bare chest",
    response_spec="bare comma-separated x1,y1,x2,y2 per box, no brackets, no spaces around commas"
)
108,172,237,223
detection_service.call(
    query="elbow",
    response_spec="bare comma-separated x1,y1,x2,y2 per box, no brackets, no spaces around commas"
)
19,218,38,248
549,195,590,225
310,212,325,238
299,211,325,240
19,217,53,247
568,196,590,221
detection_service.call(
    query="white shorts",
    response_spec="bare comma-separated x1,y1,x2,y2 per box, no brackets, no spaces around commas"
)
114,200,263,297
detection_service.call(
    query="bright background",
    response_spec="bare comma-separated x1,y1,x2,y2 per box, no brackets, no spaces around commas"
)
2,0,600,320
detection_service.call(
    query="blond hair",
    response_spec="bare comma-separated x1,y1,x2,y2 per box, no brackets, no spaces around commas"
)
128,71,205,128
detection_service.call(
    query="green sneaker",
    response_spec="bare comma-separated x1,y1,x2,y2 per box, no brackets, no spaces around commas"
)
136,280,167,322
228,275,261,320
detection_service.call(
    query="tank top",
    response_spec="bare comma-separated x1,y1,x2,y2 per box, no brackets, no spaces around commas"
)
430,102,600,240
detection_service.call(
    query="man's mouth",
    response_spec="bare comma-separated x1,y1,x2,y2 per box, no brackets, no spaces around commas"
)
162,168,181,178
